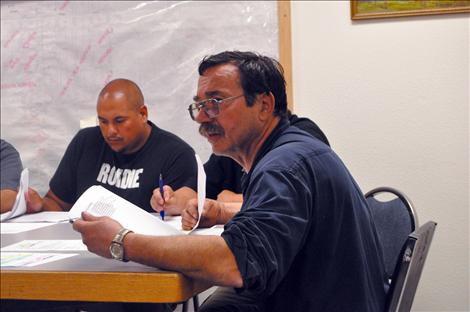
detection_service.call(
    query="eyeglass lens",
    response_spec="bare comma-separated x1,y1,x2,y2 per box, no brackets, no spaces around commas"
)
188,95,243,121
189,99,219,120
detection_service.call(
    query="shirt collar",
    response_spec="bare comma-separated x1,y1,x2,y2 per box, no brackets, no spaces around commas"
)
240,116,289,193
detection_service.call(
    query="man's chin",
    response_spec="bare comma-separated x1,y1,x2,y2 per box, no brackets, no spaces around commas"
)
111,147,125,154
107,142,125,153
211,144,229,157
206,134,231,155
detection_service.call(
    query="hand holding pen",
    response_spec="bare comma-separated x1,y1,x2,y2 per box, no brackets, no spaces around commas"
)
159,174,165,220
150,176,175,218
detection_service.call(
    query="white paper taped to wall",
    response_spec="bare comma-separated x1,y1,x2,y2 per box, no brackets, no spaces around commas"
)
0,1,279,194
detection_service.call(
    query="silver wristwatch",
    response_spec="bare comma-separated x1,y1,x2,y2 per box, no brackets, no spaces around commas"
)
109,228,133,262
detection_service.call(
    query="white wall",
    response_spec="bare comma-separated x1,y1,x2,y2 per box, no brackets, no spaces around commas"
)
291,1,469,311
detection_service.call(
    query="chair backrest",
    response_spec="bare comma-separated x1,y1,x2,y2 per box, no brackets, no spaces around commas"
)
365,187,419,279
386,221,437,312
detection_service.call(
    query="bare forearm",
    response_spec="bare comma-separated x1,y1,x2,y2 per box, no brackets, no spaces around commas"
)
0,189,17,213
124,234,243,287
42,190,72,211
42,196,66,211
27,188,71,212
218,202,242,224
217,190,243,203
168,187,197,215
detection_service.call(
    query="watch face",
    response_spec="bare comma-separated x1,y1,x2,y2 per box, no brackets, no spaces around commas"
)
110,242,123,260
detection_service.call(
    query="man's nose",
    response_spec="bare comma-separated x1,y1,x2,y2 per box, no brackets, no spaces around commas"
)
194,109,211,124
107,123,118,136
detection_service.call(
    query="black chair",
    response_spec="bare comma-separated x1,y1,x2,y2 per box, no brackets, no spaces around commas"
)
181,295,199,312
386,221,437,312
365,187,419,280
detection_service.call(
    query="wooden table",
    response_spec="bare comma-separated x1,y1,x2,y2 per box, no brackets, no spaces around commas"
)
1,222,209,303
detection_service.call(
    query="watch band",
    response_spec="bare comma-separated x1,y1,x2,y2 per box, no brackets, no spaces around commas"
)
111,228,133,262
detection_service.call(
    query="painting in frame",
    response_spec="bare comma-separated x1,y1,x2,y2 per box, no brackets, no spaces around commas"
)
351,0,470,20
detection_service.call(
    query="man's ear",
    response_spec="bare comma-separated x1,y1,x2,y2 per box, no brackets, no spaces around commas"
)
140,105,148,120
259,92,275,120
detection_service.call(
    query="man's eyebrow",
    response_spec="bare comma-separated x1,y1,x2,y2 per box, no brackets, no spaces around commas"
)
97,115,127,120
193,91,222,102
206,91,221,97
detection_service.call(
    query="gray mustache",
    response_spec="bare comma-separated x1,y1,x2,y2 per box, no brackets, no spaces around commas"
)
199,123,224,136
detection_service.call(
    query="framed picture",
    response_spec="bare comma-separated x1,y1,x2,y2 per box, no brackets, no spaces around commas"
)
351,0,470,20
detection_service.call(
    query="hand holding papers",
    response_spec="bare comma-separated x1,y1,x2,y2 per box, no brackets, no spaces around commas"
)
1,168,29,222
68,185,182,236
68,154,210,236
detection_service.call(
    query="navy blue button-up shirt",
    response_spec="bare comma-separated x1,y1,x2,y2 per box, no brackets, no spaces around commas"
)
222,118,387,311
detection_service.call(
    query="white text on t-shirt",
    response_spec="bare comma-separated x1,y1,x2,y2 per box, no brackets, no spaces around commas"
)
96,163,143,189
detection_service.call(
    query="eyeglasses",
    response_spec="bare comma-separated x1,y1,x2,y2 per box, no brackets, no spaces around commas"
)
188,94,244,121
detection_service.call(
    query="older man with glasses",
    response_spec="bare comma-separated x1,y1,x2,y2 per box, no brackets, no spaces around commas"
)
201,109,330,204
73,51,387,312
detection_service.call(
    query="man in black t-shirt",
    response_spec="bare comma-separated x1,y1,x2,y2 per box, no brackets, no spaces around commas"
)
27,78,197,215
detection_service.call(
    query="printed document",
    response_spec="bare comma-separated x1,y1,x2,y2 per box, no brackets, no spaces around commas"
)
68,154,208,236
6,211,70,223
1,252,77,267
2,240,87,251
68,185,182,236
0,222,54,234
164,216,224,236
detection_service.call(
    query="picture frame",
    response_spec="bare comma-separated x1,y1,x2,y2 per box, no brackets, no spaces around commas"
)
351,0,470,20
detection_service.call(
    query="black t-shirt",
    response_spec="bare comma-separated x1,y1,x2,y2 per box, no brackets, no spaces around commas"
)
204,114,330,199
50,121,197,212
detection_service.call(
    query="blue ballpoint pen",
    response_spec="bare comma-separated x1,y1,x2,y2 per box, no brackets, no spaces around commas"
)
159,173,165,220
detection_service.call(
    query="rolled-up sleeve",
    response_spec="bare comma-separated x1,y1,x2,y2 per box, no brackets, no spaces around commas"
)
222,163,313,296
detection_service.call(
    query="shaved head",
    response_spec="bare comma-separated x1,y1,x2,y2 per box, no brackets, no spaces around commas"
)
96,78,150,154
98,78,144,111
